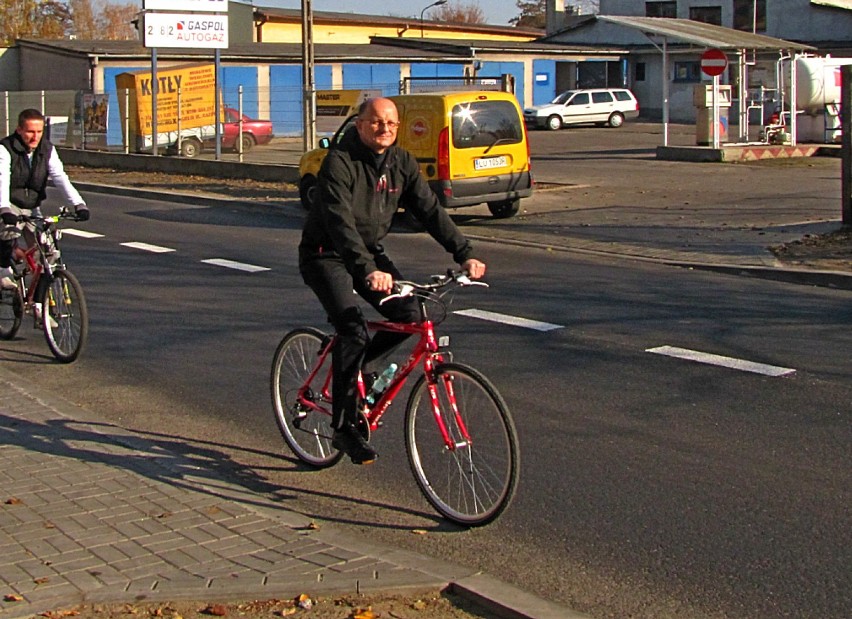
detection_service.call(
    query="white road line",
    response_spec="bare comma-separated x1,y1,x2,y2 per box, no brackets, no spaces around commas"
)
62,229,104,238
646,346,796,377
201,258,270,273
454,308,563,332
120,242,176,253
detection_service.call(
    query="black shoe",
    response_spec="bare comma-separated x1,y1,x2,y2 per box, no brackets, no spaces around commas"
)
332,423,378,464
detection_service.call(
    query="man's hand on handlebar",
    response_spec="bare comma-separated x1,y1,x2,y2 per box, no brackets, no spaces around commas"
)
461,258,486,279
366,270,394,294
74,206,90,222
1,212,19,226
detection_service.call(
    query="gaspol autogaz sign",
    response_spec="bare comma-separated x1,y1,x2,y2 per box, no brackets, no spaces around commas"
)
144,12,228,48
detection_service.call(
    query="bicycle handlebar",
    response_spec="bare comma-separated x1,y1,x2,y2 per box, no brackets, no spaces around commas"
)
14,206,85,225
380,270,488,305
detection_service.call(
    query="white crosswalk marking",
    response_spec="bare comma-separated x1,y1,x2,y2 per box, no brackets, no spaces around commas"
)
201,258,270,273
454,308,563,332
646,346,796,376
120,242,175,253
62,229,104,238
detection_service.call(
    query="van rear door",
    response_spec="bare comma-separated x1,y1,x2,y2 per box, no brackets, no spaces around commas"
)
443,97,531,207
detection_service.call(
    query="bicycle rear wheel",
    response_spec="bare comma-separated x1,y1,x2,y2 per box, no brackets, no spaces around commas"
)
0,286,23,340
271,327,343,467
41,269,88,363
405,362,520,526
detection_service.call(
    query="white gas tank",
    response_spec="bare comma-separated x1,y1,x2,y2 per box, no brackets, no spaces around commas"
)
794,56,852,112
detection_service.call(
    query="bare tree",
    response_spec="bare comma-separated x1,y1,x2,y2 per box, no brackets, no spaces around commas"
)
1,0,138,44
70,0,98,38
433,1,486,25
0,0,71,44
98,1,138,40
510,0,546,28
566,1,599,14
509,0,593,28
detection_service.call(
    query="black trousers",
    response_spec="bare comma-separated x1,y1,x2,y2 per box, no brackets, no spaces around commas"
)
0,238,15,268
300,252,419,429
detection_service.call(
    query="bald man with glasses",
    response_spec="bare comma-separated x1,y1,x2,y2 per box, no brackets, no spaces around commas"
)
298,97,485,464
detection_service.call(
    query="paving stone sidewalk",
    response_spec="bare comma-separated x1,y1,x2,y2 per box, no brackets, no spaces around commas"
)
0,367,577,619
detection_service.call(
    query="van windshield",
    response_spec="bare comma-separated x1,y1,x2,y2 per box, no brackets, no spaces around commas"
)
451,100,523,149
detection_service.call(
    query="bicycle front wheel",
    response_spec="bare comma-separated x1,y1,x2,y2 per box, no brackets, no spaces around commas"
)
405,362,520,526
0,286,23,340
271,327,343,467
41,269,88,363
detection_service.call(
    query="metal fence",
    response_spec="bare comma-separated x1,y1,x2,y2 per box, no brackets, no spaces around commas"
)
2,75,515,156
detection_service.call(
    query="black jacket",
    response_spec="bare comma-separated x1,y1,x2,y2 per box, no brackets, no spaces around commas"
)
1,132,52,209
299,127,474,281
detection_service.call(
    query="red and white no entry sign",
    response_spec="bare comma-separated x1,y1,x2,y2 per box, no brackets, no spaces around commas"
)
700,48,728,77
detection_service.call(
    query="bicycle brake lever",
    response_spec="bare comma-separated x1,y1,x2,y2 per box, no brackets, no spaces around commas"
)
379,283,415,305
456,274,489,288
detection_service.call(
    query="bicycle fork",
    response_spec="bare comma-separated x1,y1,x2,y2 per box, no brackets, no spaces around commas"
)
427,367,472,452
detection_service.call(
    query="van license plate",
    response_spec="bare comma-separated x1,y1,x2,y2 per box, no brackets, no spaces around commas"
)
474,156,507,170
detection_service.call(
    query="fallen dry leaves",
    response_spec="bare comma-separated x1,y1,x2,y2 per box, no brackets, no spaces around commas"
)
21,590,492,619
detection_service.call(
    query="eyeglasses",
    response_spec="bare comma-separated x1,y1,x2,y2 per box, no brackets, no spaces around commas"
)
359,118,400,130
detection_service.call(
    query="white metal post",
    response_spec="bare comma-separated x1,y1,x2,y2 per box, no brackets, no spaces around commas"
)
662,38,669,146
238,85,244,162
176,89,182,156
124,88,130,154
712,74,720,150
790,54,798,146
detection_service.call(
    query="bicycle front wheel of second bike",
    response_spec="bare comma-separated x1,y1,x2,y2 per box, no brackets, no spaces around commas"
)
405,362,520,526
41,269,88,363
271,327,344,467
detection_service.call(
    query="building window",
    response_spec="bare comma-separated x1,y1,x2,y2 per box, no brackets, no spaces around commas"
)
690,6,722,25
635,63,646,82
733,0,767,32
673,61,702,83
646,2,677,18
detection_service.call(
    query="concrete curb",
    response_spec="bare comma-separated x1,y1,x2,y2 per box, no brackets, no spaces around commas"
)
460,232,852,292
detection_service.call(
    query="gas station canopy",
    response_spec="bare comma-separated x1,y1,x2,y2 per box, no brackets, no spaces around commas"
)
590,16,816,146
597,16,815,52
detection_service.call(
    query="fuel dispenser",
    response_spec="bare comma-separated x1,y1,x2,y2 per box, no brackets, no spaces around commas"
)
694,84,732,146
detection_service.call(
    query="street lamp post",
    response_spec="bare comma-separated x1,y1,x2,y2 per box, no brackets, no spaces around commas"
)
420,0,447,38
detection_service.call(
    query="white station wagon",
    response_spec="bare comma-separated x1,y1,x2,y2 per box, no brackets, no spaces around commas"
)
524,88,640,130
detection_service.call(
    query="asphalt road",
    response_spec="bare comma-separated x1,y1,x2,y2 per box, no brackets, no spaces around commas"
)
3,188,849,619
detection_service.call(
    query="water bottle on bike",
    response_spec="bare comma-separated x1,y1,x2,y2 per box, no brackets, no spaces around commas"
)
366,363,398,404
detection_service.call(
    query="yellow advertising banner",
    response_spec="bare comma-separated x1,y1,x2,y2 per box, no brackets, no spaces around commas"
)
115,63,218,145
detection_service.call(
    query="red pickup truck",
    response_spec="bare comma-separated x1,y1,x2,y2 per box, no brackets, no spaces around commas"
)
218,107,275,152
175,107,274,157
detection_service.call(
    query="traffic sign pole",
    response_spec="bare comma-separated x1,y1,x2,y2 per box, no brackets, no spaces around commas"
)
713,74,720,149
700,49,728,150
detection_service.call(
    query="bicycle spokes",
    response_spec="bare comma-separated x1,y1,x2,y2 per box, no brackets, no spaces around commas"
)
272,328,342,468
406,363,519,526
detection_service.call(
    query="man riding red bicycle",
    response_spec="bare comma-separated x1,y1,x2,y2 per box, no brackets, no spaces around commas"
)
0,108,89,291
298,97,486,464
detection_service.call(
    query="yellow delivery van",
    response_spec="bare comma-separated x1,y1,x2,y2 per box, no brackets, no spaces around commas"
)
298,91,533,219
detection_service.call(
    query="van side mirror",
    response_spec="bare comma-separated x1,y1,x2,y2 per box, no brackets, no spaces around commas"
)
318,137,330,149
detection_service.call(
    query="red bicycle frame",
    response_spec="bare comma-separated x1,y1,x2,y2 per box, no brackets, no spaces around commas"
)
13,241,47,308
295,314,473,450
